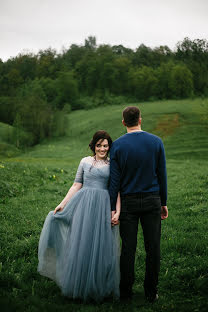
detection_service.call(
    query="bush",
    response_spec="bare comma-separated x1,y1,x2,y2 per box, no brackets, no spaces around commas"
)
75,94,129,110
62,103,71,113
102,93,127,106
10,125,35,148
0,142,20,158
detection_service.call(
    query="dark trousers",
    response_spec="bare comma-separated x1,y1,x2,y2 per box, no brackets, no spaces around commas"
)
119,192,161,297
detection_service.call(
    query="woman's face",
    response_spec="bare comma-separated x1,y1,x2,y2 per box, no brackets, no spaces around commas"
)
95,139,109,160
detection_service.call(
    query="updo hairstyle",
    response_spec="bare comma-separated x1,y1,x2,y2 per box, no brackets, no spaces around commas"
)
89,130,112,155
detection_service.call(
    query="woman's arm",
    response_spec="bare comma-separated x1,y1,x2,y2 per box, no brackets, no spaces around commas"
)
54,182,82,214
111,192,120,225
54,158,85,214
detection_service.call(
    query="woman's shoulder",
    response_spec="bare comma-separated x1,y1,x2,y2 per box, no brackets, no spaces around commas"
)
80,156,94,164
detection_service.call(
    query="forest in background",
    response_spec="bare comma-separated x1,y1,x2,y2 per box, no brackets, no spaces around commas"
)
0,36,208,147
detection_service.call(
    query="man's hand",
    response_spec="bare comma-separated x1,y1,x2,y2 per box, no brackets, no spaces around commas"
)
161,206,168,220
111,211,119,226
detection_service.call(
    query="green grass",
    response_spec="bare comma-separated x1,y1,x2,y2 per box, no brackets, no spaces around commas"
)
0,98,208,312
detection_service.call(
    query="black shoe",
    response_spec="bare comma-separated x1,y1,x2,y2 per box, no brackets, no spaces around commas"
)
120,295,132,302
120,290,133,302
146,293,159,303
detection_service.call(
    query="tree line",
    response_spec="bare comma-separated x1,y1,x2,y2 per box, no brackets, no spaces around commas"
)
0,36,208,147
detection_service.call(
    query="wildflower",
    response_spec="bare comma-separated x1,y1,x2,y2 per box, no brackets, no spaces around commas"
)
0,164,5,169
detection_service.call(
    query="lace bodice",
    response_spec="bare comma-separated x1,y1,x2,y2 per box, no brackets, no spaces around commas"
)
74,156,110,189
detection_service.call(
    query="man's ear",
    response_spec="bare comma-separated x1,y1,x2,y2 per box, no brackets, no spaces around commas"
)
122,119,126,127
138,118,142,125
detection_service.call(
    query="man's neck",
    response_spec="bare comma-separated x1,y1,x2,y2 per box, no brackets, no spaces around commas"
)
126,126,142,133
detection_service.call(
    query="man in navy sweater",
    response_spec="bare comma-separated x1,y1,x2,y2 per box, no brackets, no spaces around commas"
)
109,106,168,302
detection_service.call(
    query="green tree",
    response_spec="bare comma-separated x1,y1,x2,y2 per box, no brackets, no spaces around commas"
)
151,45,173,67
5,68,23,95
176,38,208,94
18,78,46,101
75,55,98,95
62,44,86,69
112,57,132,94
15,95,52,144
39,77,58,107
0,96,16,124
129,66,158,100
14,53,37,81
11,113,34,148
99,62,117,93
85,36,97,50
155,62,175,99
37,48,59,78
54,71,79,109
133,44,154,67
91,45,115,94
169,64,194,98
112,45,134,57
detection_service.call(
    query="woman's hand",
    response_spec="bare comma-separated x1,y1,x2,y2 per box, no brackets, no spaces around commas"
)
111,212,120,226
54,204,64,214
111,192,121,226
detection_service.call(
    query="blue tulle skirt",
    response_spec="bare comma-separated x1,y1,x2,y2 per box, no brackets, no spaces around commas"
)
38,187,120,302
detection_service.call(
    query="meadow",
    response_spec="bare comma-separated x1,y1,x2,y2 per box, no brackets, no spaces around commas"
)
0,98,208,312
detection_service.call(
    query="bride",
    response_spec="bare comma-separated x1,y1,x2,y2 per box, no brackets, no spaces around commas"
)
38,130,120,302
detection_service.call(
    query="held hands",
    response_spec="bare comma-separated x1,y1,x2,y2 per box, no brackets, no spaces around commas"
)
111,211,120,226
161,206,168,220
54,204,64,214
111,192,121,226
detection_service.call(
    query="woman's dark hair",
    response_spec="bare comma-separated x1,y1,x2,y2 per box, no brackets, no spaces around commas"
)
89,130,112,155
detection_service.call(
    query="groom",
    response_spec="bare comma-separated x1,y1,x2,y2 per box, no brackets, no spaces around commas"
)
109,106,168,302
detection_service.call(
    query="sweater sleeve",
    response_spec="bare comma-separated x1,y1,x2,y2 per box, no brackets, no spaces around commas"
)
109,144,121,211
157,142,167,206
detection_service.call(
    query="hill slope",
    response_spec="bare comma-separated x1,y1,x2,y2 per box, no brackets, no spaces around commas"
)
2,97,207,163
0,98,208,312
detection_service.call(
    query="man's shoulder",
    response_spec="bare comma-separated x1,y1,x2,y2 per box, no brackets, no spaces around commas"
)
112,132,164,151
113,134,127,143
145,132,163,142
112,134,128,148
113,131,162,142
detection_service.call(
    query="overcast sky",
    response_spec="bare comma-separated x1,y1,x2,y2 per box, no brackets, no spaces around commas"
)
0,0,208,61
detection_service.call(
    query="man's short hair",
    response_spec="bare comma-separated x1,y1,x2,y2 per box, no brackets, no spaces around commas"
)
123,106,141,127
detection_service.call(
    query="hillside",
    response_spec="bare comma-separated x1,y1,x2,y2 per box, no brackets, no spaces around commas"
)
0,98,208,312
1,97,207,162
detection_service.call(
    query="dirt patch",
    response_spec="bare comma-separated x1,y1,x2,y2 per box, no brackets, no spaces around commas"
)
153,113,180,138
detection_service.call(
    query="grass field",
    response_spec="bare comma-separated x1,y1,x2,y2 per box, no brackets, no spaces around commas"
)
0,98,208,312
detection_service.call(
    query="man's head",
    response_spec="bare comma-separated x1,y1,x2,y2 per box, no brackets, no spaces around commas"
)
122,106,141,128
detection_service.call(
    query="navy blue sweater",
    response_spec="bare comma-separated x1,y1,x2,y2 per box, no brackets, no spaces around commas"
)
109,131,167,211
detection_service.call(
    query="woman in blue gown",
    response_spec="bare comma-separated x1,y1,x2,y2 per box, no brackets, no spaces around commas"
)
38,130,120,302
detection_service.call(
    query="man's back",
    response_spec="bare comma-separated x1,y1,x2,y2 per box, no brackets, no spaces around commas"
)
109,131,167,210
